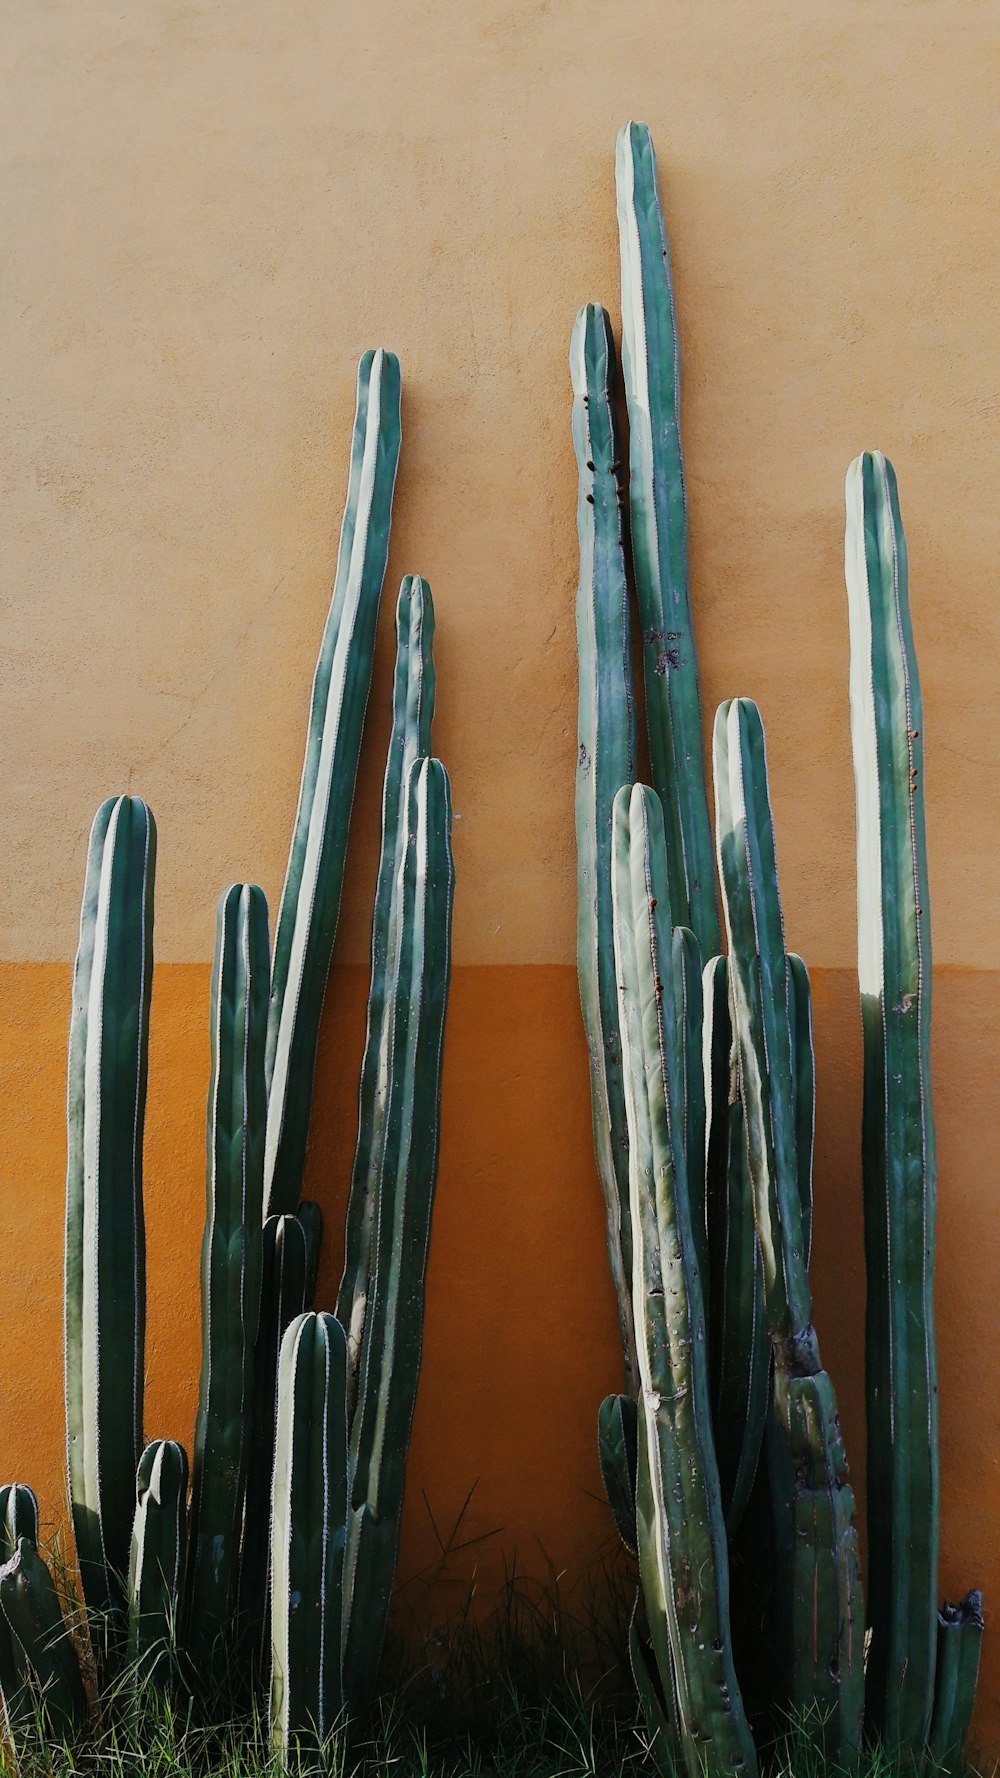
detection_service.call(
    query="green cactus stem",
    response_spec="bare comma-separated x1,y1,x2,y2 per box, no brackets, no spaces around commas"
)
240,1212,310,1652
269,1312,348,1769
571,301,639,1396
672,925,707,1285
927,1592,985,1778
265,349,403,1220
338,574,436,1366
0,1487,40,1736
0,1539,88,1737
612,781,756,1778
343,756,454,1716
297,1200,324,1308
703,959,768,1536
615,122,719,957
714,698,863,1762
597,1394,638,1556
65,794,155,1631
844,450,939,1750
187,884,270,1662
127,1440,188,1680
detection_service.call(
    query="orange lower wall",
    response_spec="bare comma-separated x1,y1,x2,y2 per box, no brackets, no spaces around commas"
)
1,959,996,1749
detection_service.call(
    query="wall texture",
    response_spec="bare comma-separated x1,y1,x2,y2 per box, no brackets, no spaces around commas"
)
1,0,998,1752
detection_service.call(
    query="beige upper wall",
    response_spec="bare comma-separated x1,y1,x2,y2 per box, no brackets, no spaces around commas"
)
2,0,998,966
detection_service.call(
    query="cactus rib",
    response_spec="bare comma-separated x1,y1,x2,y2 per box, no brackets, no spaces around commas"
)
612,781,756,1778
188,884,270,1659
844,450,939,1749
571,301,639,1395
65,795,155,1628
265,349,403,1219
615,122,719,956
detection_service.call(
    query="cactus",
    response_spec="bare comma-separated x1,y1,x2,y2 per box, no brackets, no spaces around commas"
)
187,884,270,1661
703,960,768,1535
714,697,863,1761
0,1539,88,1737
927,1592,985,1778
597,1394,638,1555
844,450,942,1750
269,1312,348,1767
343,754,454,1714
0,1487,40,1735
615,122,719,957
612,781,756,1778
65,794,155,1631
571,301,639,1396
240,1212,310,1652
338,575,437,1365
297,1200,324,1307
265,348,403,1220
127,1440,188,1679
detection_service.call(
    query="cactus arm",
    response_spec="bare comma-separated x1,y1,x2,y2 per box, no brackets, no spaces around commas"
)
338,575,436,1356
240,1213,309,1652
844,450,939,1749
615,123,719,957
703,958,768,1536
269,1312,348,1766
613,782,756,1778
714,699,863,1759
571,301,639,1396
65,795,155,1626
188,884,270,1660
343,757,454,1716
597,1394,638,1556
265,349,403,1219
0,1539,88,1736
927,1592,984,1778
127,1439,188,1678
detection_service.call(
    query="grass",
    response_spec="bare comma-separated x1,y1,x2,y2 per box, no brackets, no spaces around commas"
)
1,1544,993,1778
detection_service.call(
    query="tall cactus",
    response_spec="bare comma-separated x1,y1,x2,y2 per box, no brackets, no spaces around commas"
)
0,1487,40,1735
188,884,270,1661
338,575,436,1365
844,451,940,1750
65,794,155,1630
714,698,863,1761
343,755,454,1713
241,1213,310,1654
572,300,639,1396
615,121,719,957
270,1312,348,1767
128,1440,188,1678
265,348,403,1219
611,782,756,1778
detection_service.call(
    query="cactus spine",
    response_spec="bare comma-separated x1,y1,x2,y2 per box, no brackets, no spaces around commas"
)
265,349,403,1219
612,783,755,1778
343,754,454,1712
65,794,155,1630
270,1312,348,1767
128,1440,188,1677
187,884,270,1659
572,301,639,1396
338,575,437,1365
844,450,941,1750
714,698,863,1761
615,121,719,957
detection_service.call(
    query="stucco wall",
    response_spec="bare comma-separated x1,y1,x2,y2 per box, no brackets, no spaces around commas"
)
1,0,998,1752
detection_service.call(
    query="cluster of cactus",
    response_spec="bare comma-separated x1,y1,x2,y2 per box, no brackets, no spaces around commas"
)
0,349,455,1770
574,123,983,1775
